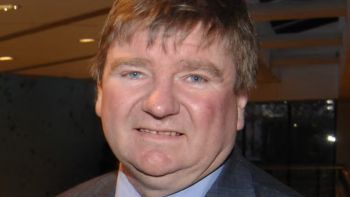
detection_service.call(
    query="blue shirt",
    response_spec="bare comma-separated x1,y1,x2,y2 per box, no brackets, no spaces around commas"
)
115,165,224,197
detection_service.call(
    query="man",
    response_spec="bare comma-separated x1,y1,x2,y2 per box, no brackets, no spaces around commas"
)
59,0,302,196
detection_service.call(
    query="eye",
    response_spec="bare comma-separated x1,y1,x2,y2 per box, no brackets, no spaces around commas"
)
186,74,207,83
122,71,144,79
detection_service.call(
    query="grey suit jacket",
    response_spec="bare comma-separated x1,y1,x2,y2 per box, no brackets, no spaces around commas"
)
57,148,302,197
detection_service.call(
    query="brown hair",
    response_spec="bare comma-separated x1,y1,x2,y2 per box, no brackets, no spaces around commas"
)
91,0,258,91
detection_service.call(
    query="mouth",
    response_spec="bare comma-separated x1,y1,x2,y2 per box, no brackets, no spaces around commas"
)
136,128,183,137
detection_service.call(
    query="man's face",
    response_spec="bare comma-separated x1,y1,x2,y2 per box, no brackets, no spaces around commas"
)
95,26,247,191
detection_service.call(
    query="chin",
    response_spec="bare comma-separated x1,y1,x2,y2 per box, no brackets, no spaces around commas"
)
135,158,179,177
140,166,176,177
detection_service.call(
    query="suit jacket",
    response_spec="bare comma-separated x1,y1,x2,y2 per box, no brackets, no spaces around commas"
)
56,148,302,197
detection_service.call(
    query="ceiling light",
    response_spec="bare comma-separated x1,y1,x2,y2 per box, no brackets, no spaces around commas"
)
0,4,19,12
79,38,95,43
0,56,13,61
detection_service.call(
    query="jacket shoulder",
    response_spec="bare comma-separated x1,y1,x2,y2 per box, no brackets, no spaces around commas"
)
207,148,303,197
245,161,303,197
56,172,116,197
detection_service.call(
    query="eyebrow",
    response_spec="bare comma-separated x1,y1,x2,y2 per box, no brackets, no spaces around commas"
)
108,57,151,71
108,57,223,79
179,59,223,79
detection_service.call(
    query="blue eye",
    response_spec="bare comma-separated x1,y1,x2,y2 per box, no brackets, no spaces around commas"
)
187,75,207,83
126,71,144,79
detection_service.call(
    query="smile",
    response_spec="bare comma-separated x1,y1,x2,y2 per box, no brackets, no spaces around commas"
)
137,128,183,136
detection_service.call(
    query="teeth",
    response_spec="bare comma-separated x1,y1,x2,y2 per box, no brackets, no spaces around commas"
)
138,128,181,136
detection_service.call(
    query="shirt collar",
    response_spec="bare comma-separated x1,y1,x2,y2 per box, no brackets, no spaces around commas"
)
115,165,224,197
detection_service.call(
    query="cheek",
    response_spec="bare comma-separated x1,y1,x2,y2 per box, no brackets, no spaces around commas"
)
192,91,236,124
185,91,238,166
99,86,138,158
102,87,125,109
101,84,137,118
100,89,122,131
99,86,132,140
191,91,238,144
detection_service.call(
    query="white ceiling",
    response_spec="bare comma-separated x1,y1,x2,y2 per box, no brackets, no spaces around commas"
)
0,0,349,101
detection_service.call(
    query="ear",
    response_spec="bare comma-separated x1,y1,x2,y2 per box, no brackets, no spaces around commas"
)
95,84,102,117
236,91,248,131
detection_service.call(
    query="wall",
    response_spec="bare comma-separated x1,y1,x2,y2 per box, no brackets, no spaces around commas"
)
0,74,115,197
251,65,339,101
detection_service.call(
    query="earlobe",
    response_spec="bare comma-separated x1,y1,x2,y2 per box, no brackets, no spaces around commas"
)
236,92,248,131
95,85,102,117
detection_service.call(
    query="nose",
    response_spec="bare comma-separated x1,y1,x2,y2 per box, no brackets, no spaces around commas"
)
142,80,180,119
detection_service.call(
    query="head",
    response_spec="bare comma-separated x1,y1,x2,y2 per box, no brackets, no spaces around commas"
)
93,0,257,196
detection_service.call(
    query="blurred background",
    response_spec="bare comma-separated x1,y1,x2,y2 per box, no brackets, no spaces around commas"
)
0,0,349,196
